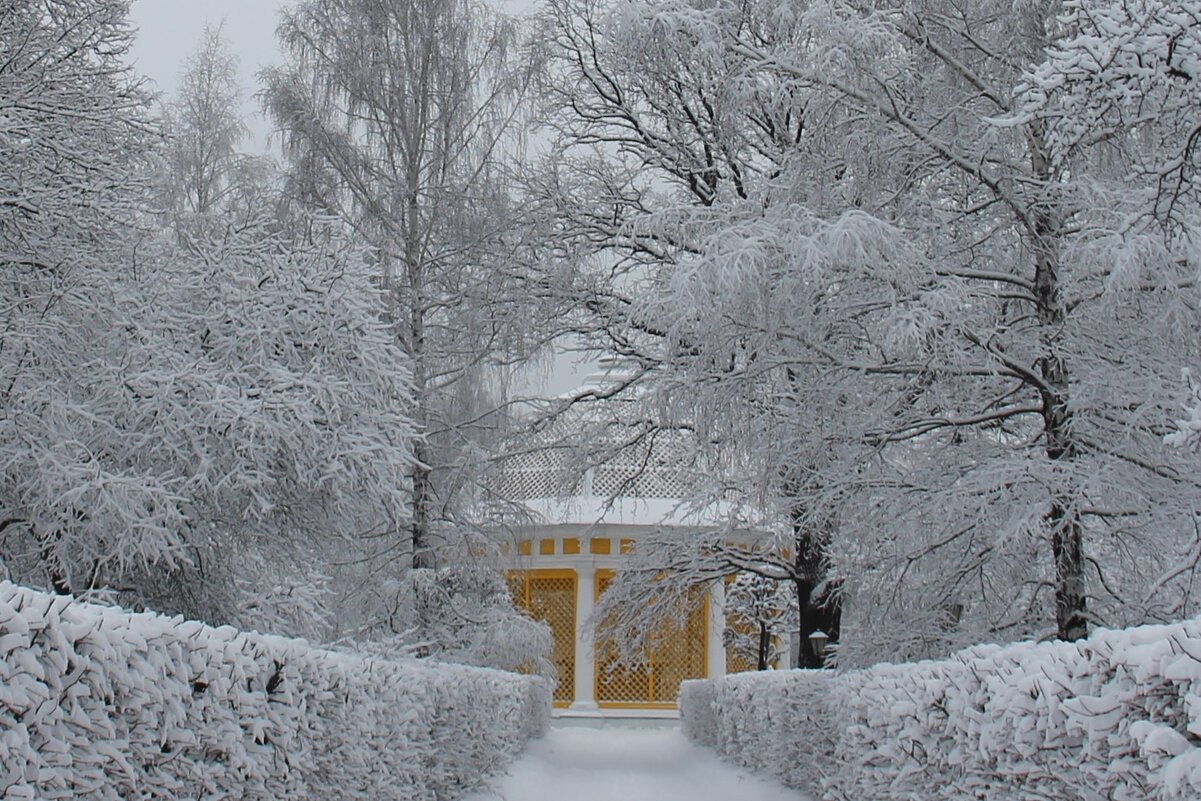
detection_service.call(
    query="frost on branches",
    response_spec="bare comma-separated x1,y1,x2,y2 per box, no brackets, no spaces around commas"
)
1167,369,1201,451
265,0,544,575
0,1,420,640
683,614,1201,801
361,565,554,677
120,220,417,636
0,0,180,596
1,209,419,637
533,0,1201,668
724,572,798,670
0,582,550,801
0,0,552,677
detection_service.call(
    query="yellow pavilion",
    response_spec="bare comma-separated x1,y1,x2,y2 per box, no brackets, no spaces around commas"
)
498,419,767,717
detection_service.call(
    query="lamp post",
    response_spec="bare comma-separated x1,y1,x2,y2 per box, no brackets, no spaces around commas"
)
808,629,829,664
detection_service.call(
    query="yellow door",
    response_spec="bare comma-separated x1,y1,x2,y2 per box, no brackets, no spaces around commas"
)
594,570,707,708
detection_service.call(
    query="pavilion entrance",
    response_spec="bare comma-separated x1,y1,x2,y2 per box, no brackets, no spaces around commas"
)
509,561,711,711
593,570,707,708
510,570,577,707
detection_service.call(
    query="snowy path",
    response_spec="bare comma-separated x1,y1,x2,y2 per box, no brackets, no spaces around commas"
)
463,724,812,801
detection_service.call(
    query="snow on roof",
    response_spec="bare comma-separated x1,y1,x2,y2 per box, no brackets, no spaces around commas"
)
519,491,732,529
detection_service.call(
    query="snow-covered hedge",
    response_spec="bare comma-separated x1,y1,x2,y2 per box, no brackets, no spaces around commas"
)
680,670,836,794
0,582,550,800
682,617,1201,800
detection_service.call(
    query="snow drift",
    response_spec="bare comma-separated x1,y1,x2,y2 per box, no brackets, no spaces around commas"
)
682,617,1201,800
0,582,550,800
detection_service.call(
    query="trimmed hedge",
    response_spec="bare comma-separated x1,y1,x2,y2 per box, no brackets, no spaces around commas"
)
681,669,836,795
0,582,550,801
682,617,1201,800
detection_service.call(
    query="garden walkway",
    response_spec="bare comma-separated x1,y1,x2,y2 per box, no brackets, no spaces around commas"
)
463,724,811,801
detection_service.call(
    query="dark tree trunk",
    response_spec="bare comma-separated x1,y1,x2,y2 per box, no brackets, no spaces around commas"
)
792,573,841,668
1049,500,1087,640
1030,123,1087,642
405,225,435,572
756,620,770,671
785,473,842,668
39,528,73,596
411,440,434,570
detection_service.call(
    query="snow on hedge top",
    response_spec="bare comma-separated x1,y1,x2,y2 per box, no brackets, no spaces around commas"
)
683,614,1201,801
0,581,550,801
834,617,1201,801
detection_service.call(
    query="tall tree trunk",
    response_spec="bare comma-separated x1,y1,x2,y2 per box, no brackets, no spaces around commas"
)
784,472,841,668
405,144,434,570
407,288,434,571
1030,122,1088,642
39,528,73,596
411,442,434,570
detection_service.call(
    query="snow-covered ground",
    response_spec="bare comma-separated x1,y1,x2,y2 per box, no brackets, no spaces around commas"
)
463,724,812,801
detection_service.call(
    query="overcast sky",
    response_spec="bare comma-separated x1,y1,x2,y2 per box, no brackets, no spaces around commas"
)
128,1,292,150
128,0,538,152
127,0,588,394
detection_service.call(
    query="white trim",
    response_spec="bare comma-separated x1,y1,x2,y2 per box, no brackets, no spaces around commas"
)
518,495,735,528
553,707,679,720
571,563,597,711
707,579,727,680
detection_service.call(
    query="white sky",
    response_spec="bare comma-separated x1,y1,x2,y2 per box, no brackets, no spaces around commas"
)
128,0,588,396
128,1,292,150
127,0,536,105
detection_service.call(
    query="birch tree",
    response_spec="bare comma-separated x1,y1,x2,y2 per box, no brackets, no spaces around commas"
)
264,0,541,571
160,24,247,219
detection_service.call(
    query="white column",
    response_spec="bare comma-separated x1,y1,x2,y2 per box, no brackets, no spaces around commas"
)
707,580,726,679
570,564,599,711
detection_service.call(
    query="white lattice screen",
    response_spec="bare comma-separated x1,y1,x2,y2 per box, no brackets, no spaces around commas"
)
493,448,581,501
496,428,697,501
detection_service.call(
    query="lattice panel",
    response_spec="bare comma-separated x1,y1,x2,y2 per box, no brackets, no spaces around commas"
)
594,653,647,706
590,429,696,500
594,574,706,706
590,463,694,500
493,419,700,502
652,603,707,702
724,611,784,672
494,448,581,501
511,572,576,704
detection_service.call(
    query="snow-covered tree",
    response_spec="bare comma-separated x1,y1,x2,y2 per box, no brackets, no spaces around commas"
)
748,0,1201,657
0,1,427,641
1168,371,1201,452
359,564,554,675
118,218,418,636
159,24,248,220
264,0,545,572
0,0,168,596
531,0,859,664
536,0,1201,666
725,571,799,670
